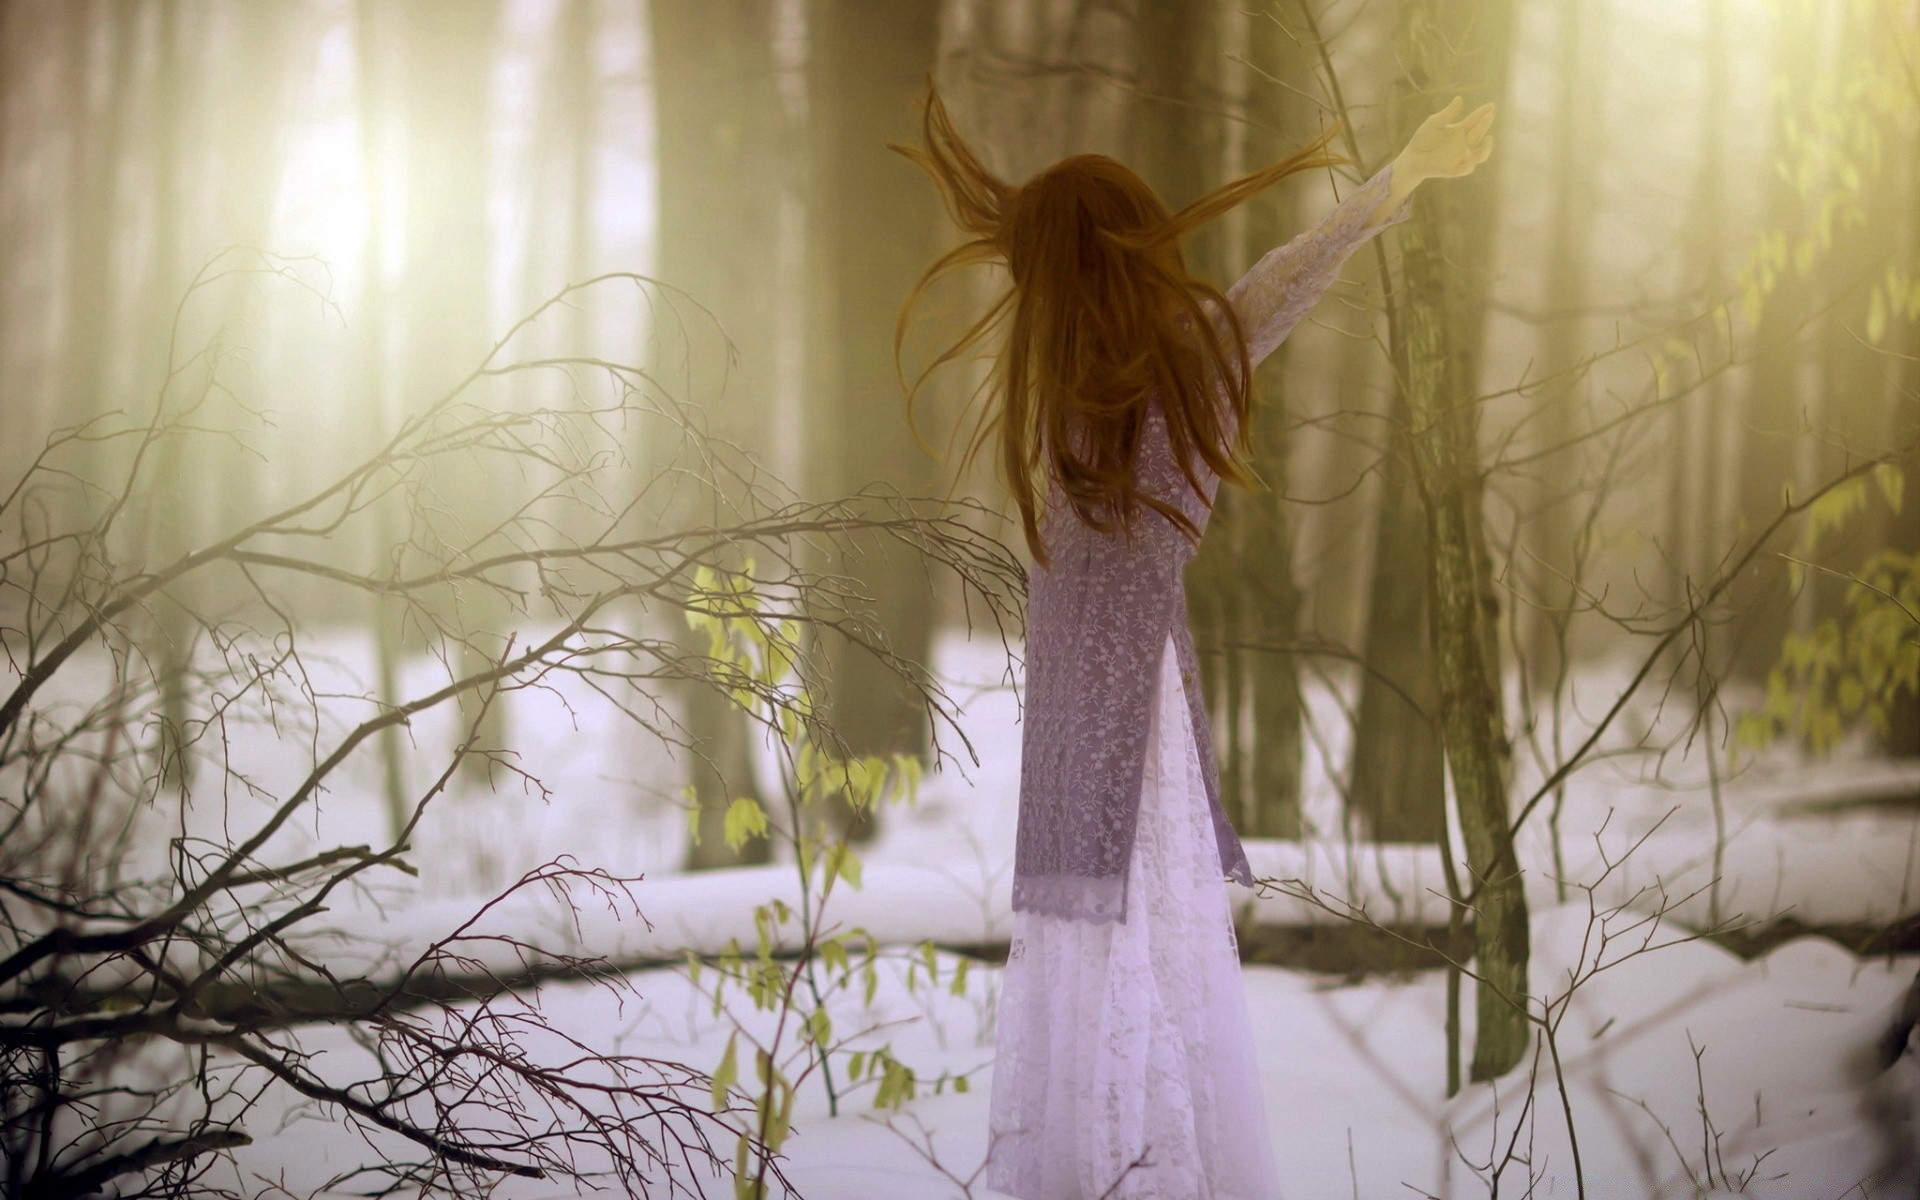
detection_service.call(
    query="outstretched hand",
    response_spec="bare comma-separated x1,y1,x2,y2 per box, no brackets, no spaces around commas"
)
1398,96,1495,183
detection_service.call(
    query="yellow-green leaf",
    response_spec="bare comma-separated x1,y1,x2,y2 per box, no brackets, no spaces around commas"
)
821,936,850,977
724,796,769,851
712,1033,739,1111
826,841,863,890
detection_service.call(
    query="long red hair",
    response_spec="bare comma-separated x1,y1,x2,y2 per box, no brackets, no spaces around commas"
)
889,76,1349,567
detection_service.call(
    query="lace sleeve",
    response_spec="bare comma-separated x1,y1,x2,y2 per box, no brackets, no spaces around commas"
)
1222,159,1413,372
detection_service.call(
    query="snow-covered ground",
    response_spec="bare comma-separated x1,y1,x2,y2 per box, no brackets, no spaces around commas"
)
19,624,1920,1196
220,905,1920,1198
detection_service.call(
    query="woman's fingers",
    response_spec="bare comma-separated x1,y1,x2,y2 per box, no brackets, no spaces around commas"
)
1424,96,1463,132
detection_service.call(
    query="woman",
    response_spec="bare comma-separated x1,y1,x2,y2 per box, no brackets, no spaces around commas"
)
892,82,1494,1199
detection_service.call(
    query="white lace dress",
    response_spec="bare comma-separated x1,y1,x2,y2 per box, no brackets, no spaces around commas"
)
986,634,1283,1200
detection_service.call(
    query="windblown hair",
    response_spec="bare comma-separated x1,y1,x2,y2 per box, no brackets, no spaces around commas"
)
889,76,1350,567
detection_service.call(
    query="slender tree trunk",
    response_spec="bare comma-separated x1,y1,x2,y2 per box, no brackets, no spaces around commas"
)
650,0,782,868
1812,4,1900,627
144,0,193,792
1885,118,1920,758
1346,2,1452,853
1727,0,1818,684
1678,0,1731,602
802,0,942,842
1393,0,1527,1083
1524,0,1600,690
354,0,412,837
1134,1,1309,838
1347,429,1446,842
1221,2,1311,838
63,1,134,530
389,1,504,784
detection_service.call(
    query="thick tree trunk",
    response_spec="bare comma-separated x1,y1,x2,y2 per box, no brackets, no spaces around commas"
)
650,0,783,868
803,0,942,842
1393,0,1528,1084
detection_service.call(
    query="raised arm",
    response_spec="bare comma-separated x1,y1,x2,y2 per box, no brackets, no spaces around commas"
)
1221,160,1414,371
1223,96,1496,373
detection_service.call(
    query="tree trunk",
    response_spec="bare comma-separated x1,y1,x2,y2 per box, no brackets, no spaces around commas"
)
388,1,505,784
650,0,783,868
1726,0,1818,684
1523,0,1601,691
1347,429,1447,842
1134,1,1309,838
802,0,942,843
144,0,193,793
1220,2,1312,839
354,0,411,838
1885,117,1920,758
1348,0,1452,849
1393,0,1528,1084
62,1,135,530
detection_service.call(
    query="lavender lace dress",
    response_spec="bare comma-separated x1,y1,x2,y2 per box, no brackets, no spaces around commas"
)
985,162,1413,1200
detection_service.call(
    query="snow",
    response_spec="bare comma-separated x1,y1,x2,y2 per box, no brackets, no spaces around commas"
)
216,913,1919,1198
17,626,1920,1195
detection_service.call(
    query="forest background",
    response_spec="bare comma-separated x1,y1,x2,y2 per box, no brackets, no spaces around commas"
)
3,0,1920,1196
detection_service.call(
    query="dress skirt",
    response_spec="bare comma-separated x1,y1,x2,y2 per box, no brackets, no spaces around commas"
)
986,634,1284,1200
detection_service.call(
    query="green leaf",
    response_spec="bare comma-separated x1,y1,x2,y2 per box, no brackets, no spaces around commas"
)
826,841,863,890
733,1138,755,1200
712,1033,739,1111
686,787,704,846
891,753,923,805
723,796,769,852
820,935,850,977
950,956,970,997
766,1077,795,1151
